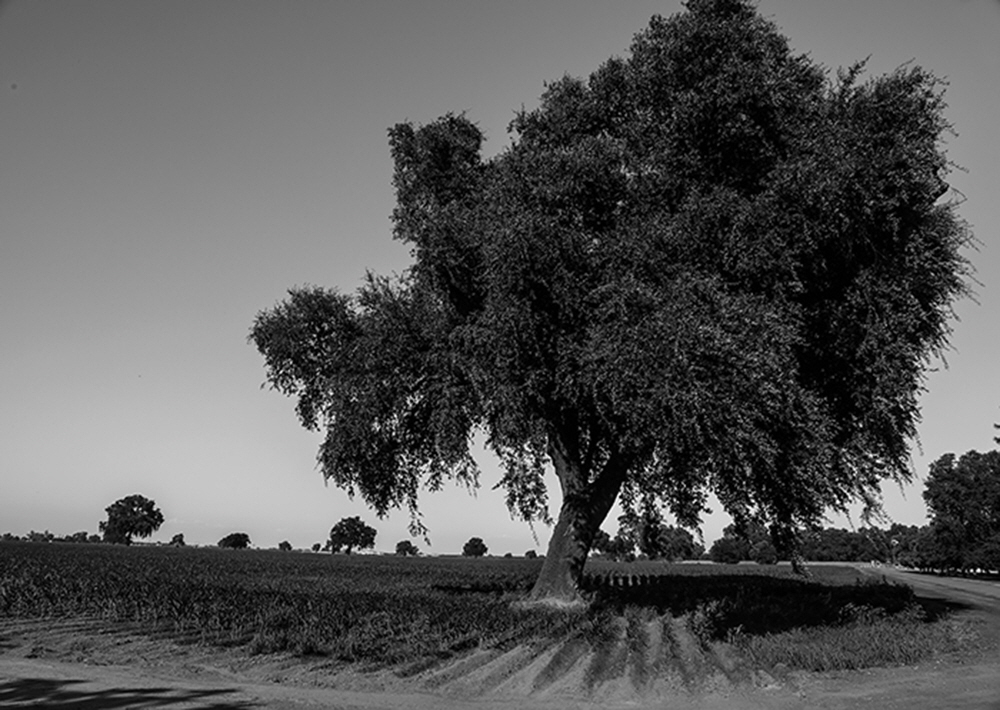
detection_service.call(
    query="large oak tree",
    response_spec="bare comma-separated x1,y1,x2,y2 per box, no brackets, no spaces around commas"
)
99,494,164,546
250,0,970,602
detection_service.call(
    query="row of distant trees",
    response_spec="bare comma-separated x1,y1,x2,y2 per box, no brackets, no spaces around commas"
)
702,446,1000,573
8,440,998,571
581,442,1000,573
0,501,506,558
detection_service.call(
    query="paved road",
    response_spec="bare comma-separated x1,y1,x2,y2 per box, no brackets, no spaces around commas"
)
859,566,1000,612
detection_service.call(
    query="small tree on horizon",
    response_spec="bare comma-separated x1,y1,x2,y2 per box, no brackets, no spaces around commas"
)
462,537,488,557
329,516,377,554
278,540,293,551
99,494,164,546
395,540,420,556
218,532,251,549
170,533,186,547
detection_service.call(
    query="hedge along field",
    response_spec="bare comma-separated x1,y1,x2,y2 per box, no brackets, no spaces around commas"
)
0,542,972,673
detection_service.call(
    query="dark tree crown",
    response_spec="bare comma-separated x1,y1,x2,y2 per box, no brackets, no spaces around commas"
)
251,0,970,545
99,494,164,546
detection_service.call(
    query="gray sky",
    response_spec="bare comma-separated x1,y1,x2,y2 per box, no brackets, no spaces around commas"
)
1,1,998,553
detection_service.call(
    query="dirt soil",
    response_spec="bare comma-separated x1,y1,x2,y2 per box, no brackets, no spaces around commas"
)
2,568,1000,709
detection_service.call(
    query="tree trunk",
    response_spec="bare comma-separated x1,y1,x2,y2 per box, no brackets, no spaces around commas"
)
527,433,627,603
529,497,593,602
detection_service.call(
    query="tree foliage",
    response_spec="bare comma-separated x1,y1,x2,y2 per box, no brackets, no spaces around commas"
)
622,507,704,561
462,537,488,557
798,526,899,563
921,450,1000,572
395,540,420,556
250,0,970,600
709,534,746,564
99,494,164,546
218,532,251,549
591,528,637,563
329,516,377,555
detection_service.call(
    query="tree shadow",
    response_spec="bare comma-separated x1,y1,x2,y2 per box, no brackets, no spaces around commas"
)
0,677,258,709
580,572,971,638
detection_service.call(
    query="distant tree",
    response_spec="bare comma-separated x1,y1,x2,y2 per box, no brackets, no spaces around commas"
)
606,531,637,563
169,533,186,547
590,526,637,562
1,532,22,542
857,527,890,562
218,532,251,549
396,540,420,556
525,549,538,559
63,531,90,544
504,552,513,558
709,535,746,564
329,516,377,554
590,530,612,557
801,527,861,561
278,540,293,551
311,542,321,553
462,537,488,557
250,0,971,602
656,527,702,561
886,524,923,567
922,450,1000,572
751,539,779,565
99,494,164,546
87,534,102,544
710,524,768,563
27,530,55,544
629,508,701,561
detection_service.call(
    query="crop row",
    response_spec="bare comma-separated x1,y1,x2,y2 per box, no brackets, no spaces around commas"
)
0,543,573,663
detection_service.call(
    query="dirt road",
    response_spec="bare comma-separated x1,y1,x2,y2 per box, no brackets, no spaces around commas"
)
2,570,1000,709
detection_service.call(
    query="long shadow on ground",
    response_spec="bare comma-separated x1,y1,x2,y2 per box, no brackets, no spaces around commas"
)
579,572,970,638
0,677,256,709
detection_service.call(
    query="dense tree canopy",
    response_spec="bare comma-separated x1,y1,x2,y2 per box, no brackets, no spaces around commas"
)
921,450,1000,572
396,540,420,556
251,0,970,601
99,494,164,546
218,532,251,549
462,537,488,557
328,516,377,554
